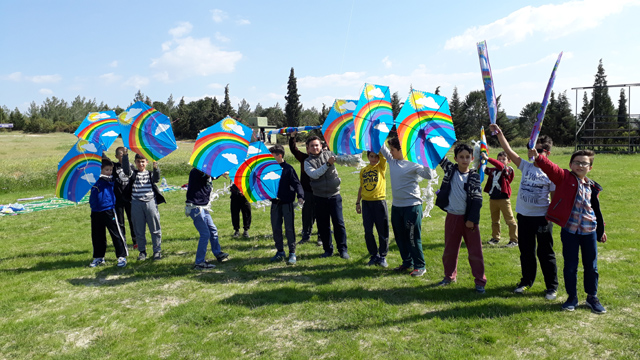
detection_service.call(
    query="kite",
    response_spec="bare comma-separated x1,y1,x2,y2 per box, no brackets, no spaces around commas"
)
528,52,563,152
55,138,104,203
477,40,498,132
231,142,282,203
267,126,321,136
321,99,362,155
479,126,488,182
189,116,253,178
118,101,177,161
394,90,456,169
74,111,120,151
353,83,394,153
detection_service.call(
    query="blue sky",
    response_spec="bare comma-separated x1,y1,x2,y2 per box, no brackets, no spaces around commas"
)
2,0,640,117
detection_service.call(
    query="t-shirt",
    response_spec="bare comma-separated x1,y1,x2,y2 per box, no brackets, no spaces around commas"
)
359,155,387,201
380,145,433,207
516,160,556,217
132,170,154,202
445,171,468,215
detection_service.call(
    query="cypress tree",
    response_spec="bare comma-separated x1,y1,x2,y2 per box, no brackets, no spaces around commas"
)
285,67,302,127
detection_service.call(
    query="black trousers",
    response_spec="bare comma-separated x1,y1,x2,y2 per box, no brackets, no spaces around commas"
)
91,209,128,259
517,214,558,290
230,194,251,231
301,190,316,240
315,195,348,255
115,201,136,245
362,200,389,257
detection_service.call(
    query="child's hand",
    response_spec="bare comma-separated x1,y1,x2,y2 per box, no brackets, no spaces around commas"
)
221,173,229,180
327,156,336,165
599,233,607,243
298,198,305,207
527,149,538,160
489,124,500,134
291,130,297,138
481,152,488,161
355,203,361,214
465,220,475,231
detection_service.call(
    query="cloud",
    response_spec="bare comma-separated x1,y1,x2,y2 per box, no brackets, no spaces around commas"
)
367,87,385,99
99,72,122,84
298,72,365,89
429,136,450,148
236,19,251,25
230,124,245,136
8,72,22,81
416,95,440,109
215,32,230,42
29,74,62,83
80,142,98,152
89,112,110,121
262,171,281,180
109,60,118,67
340,101,357,111
247,145,260,154
81,173,96,183
211,9,227,23
445,0,640,50
102,130,119,137
125,108,143,121
169,22,193,38
374,122,390,133
123,75,149,89
39,88,53,95
221,153,238,165
382,56,392,69
155,123,170,135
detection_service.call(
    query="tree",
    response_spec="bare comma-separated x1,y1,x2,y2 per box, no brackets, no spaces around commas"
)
173,97,190,139
253,103,264,117
618,88,628,129
0,106,9,125
133,90,146,105
262,103,285,128
211,97,222,124
590,59,616,131
434,86,441,95
449,87,462,123
10,108,27,130
540,91,575,146
237,99,251,121
284,67,302,127
517,101,541,138
391,91,402,119
455,90,486,141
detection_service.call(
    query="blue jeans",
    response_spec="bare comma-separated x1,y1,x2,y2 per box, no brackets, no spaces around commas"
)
561,228,598,298
190,208,222,263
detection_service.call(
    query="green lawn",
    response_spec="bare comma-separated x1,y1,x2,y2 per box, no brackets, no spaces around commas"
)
1,131,639,359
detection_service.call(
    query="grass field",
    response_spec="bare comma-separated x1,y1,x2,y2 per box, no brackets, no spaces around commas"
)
1,131,639,359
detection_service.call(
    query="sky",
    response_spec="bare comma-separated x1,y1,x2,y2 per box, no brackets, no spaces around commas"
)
2,0,640,117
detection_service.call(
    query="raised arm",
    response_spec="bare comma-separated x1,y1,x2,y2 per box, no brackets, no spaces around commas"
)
379,144,393,162
304,159,329,180
288,132,307,163
122,152,132,176
489,124,521,168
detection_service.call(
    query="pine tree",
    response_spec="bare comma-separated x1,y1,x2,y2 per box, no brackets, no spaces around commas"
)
434,86,441,95
237,99,251,122
173,97,190,139
618,88,628,129
449,87,462,123
284,67,302,127
222,85,236,117
517,101,541,138
211,97,222,123
133,90,145,104
391,91,402,119
590,59,616,130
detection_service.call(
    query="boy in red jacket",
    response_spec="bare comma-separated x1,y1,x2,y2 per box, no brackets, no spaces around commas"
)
530,148,607,314
482,151,518,247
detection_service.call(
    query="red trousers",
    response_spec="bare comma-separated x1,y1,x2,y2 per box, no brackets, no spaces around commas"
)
442,213,487,286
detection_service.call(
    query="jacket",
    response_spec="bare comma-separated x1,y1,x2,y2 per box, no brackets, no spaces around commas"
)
288,136,312,193
272,161,304,204
483,157,514,198
304,149,341,198
535,155,605,241
121,154,166,205
89,176,116,212
435,157,483,224
113,161,136,205
186,168,212,206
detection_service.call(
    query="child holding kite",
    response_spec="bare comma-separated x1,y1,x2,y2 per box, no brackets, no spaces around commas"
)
435,143,487,293
113,146,137,249
88,158,128,268
490,124,558,300
122,150,166,261
185,168,230,270
268,144,305,265
481,151,518,247
530,148,607,314
289,131,321,246
356,150,389,267
380,137,433,276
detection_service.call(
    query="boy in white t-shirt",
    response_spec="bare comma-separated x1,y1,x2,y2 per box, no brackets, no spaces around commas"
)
491,124,558,300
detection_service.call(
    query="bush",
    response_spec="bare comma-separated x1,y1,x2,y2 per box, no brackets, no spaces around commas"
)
24,117,54,133
509,137,530,148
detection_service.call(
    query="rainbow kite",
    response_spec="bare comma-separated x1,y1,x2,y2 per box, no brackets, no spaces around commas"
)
230,142,282,203
353,83,394,153
477,40,498,130
528,52,563,153
479,126,488,182
189,116,253,178
56,139,104,203
74,111,120,151
321,99,362,155
394,90,456,169
118,102,177,161
267,126,321,136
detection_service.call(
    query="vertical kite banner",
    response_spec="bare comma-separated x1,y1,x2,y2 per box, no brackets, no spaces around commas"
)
528,52,563,152
477,40,498,130
479,126,488,182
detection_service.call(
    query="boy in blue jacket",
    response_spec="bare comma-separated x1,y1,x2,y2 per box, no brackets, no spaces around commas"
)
89,158,128,268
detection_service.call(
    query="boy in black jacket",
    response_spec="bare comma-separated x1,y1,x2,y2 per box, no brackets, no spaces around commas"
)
113,147,137,249
269,144,305,265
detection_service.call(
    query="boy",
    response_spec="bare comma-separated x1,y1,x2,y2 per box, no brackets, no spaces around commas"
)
491,124,558,300
380,138,433,275
89,158,128,268
113,146,137,249
482,151,518,247
304,136,349,259
268,144,305,265
230,184,251,238
289,130,321,246
531,148,607,313
186,168,230,269
435,143,487,293
122,150,165,261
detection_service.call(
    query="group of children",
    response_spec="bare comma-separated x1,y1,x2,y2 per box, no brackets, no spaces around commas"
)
88,127,608,314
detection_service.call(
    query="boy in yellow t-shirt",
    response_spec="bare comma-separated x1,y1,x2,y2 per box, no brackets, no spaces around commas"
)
356,151,389,267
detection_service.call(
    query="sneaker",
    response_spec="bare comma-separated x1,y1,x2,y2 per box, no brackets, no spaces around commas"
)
153,252,162,261
514,284,529,294
410,269,426,277
270,251,286,262
117,257,127,268
562,297,579,311
297,238,309,245
287,253,297,265
506,241,518,248
242,230,250,238
586,295,607,314
393,265,411,273
233,230,240,238
545,289,558,301
89,258,105,267
367,255,380,266
437,278,454,286
216,252,230,262
316,239,323,247
320,252,333,258
194,261,216,270
339,252,350,260
137,252,147,261
377,257,389,268
475,285,486,294
488,238,499,245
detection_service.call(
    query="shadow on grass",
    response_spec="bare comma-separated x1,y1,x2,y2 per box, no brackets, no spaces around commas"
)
0,250,86,264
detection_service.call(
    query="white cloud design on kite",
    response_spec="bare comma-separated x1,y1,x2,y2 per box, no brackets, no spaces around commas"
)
429,136,450,148
367,87,385,99
340,101,357,111
262,171,281,180
102,130,119,137
221,153,239,164
155,123,170,135
80,142,98,152
416,96,440,109
230,124,245,136
247,145,260,155
81,173,96,183
374,122,390,133
125,108,142,121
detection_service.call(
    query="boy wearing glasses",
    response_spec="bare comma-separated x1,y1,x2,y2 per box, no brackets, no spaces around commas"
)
490,124,558,300
530,149,607,314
